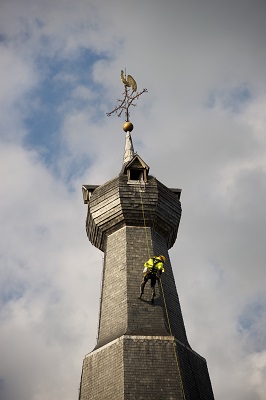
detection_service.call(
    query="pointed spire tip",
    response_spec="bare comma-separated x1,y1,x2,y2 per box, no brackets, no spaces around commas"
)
123,132,135,164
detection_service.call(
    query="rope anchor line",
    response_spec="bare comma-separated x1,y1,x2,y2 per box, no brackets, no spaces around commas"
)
138,180,187,400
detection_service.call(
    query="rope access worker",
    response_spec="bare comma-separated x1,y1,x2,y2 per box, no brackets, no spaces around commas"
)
139,255,166,304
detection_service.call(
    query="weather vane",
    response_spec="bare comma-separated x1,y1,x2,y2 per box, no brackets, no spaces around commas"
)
107,69,148,132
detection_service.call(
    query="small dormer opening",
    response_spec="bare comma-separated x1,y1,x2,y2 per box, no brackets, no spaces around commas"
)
122,154,149,184
129,169,144,181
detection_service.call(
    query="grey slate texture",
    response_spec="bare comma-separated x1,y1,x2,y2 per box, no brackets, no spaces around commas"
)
79,158,215,400
85,174,181,252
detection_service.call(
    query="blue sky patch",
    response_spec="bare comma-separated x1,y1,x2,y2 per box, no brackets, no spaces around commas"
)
23,48,108,175
206,84,252,113
238,296,266,352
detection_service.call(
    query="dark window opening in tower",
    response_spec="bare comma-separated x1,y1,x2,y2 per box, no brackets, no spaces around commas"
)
129,169,144,181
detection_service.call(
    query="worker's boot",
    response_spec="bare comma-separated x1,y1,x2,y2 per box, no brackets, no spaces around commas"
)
139,292,143,299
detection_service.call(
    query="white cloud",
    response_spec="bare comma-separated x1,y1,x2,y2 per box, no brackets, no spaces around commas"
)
0,143,102,399
1,0,266,399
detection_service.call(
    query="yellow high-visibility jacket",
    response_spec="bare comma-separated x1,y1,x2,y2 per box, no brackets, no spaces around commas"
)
143,257,165,275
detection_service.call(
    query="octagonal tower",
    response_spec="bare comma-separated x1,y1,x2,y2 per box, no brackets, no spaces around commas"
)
78,130,214,400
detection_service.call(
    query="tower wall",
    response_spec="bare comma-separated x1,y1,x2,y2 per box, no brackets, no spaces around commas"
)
85,174,182,252
96,225,190,349
80,163,214,399
80,338,124,400
80,335,184,400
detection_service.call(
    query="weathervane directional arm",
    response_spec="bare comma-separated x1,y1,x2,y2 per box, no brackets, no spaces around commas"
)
106,70,148,124
106,96,127,118
125,88,148,110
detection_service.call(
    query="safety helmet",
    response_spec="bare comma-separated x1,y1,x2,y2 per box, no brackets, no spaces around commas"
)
159,255,166,263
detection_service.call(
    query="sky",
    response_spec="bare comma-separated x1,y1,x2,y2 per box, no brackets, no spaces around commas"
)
0,0,266,399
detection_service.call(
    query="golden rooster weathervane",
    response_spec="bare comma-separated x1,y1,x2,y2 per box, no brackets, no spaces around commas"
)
107,69,148,132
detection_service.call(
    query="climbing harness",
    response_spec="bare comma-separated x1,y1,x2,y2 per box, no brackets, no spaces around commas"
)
138,180,187,400
146,257,161,274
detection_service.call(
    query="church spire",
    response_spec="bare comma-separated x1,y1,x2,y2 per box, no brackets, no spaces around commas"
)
123,131,134,164
79,70,215,400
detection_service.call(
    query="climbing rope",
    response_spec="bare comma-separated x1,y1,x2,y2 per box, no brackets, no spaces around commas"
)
160,280,187,400
138,180,187,400
138,181,151,259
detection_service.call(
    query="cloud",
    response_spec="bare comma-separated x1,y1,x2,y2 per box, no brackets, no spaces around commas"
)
0,142,102,399
1,1,266,399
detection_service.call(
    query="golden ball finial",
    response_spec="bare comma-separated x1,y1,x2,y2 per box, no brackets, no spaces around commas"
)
123,121,134,132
